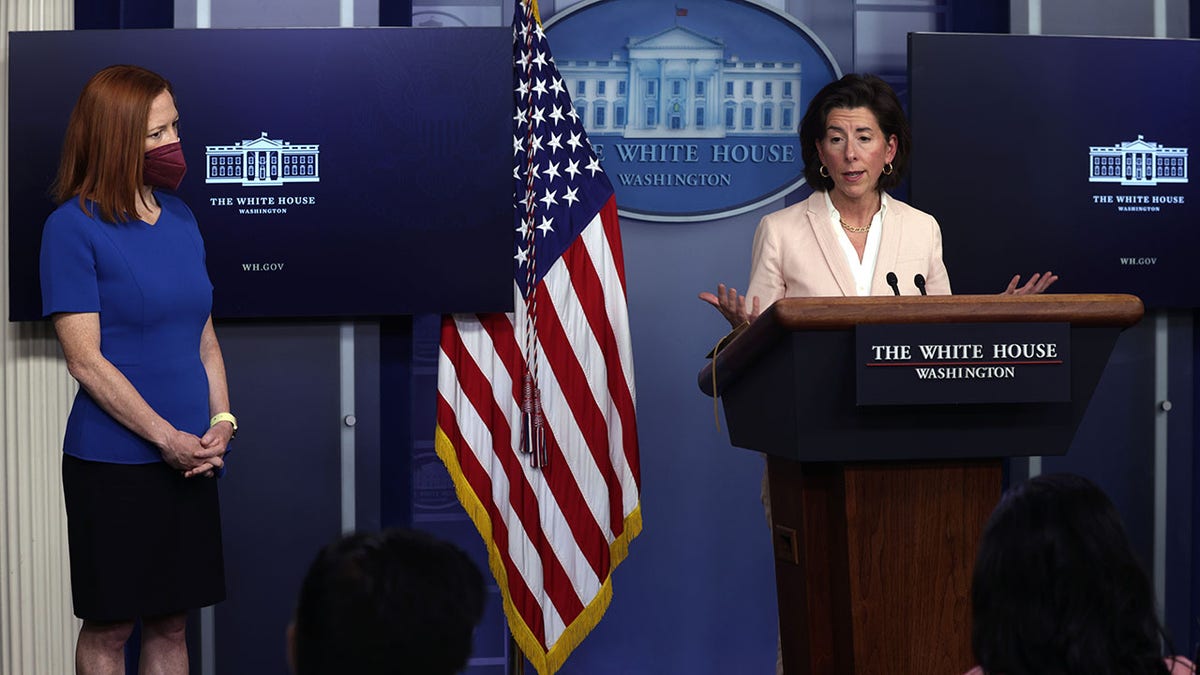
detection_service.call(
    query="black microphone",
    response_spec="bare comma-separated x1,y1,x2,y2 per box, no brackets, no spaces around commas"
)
886,272,900,296
914,274,927,296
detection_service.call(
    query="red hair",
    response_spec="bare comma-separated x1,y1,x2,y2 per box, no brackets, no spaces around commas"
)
52,64,173,223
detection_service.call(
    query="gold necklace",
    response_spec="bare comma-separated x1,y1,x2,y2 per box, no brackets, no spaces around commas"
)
839,217,871,233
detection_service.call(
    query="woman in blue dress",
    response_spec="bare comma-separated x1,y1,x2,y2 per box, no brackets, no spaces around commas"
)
40,64,233,674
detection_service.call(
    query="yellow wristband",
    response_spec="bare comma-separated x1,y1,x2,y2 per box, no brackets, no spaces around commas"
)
210,412,238,438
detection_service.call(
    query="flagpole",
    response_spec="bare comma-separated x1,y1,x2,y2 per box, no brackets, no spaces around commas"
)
507,633,525,675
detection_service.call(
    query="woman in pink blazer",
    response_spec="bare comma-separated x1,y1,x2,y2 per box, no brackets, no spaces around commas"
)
967,473,1194,675
701,73,1055,326
700,74,1060,675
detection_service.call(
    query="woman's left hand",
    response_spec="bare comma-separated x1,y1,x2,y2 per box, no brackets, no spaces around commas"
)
184,422,234,478
1003,271,1059,295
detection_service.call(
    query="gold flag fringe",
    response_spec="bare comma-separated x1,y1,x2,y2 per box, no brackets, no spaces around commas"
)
435,425,643,675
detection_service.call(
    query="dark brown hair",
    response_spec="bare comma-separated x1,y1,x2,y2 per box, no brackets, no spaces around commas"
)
798,73,911,193
971,473,1173,675
52,64,173,223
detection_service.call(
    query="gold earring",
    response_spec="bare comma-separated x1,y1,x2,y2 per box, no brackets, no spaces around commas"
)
882,162,894,175
819,165,830,178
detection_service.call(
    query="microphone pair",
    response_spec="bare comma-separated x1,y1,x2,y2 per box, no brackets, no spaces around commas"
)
885,272,927,296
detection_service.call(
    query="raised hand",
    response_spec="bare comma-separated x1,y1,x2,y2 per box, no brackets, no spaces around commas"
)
699,283,761,328
1003,271,1059,296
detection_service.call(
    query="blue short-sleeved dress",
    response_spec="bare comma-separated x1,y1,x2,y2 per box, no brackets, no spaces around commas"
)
41,193,225,620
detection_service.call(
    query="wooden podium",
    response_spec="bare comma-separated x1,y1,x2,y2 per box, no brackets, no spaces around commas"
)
698,294,1142,675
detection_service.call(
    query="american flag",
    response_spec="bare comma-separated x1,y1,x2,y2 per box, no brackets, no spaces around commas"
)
434,0,642,673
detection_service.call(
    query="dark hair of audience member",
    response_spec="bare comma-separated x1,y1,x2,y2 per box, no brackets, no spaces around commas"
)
293,528,486,675
971,473,1174,675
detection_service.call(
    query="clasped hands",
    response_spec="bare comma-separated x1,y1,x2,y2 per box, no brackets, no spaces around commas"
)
161,425,232,479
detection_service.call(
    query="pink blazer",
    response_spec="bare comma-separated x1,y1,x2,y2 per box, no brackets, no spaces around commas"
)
745,191,951,306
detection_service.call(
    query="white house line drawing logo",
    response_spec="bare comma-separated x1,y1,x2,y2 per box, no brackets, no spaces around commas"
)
557,25,802,139
1089,135,1187,186
205,132,320,187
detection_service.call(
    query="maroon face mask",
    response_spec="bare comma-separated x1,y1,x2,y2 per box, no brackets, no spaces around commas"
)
143,142,187,190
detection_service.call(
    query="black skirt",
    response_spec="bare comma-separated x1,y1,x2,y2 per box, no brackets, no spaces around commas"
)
62,455,226,621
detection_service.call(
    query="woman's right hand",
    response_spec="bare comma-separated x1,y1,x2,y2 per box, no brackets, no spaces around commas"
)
159,428,225,476
699,283,761,329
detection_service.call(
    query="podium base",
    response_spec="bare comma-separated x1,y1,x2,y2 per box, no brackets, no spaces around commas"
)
768,458,1001,675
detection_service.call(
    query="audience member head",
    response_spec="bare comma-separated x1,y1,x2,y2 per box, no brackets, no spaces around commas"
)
971,473,1172,675
798,73,910,193
290,528,486,675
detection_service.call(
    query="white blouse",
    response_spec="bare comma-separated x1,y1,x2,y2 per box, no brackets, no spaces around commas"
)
822,189,887,297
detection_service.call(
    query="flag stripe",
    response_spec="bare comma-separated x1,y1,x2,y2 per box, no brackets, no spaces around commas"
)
478,312,613,585
446,315,588,632
590,200,642,493
459,312,598,631
507,281,625,553
436,322,546,624
528,263,626,535
569,199,640,496
439,318,582,640
440,350,572,645
434,379,549,646
596,197,632,303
